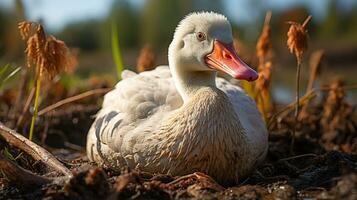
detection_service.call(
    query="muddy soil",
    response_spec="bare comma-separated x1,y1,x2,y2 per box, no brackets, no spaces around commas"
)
1,96,357,200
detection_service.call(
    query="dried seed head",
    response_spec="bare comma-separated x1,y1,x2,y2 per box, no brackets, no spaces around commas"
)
25,35,38,67
137,44,156,72
324,80,346,116
255,61,273,93
19,21,77,79
287,15,311,63
18,21,32,40
256,11,272,60
42,36,69,78
256,26,271,60
254,61,273,121
321,79,351,134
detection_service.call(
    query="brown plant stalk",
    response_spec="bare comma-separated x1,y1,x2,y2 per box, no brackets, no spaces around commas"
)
255,11,273,122
18,21,76,140
299,50,324,120
286,15,312,153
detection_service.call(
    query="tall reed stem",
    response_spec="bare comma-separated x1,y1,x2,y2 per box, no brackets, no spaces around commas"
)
28,70,42,141
291,59,302,153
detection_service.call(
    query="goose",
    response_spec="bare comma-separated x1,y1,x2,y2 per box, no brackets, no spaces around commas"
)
86,12,268,184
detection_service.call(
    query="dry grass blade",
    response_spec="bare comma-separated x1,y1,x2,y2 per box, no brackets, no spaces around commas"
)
307,50,324,92
38,87,112,116
299,50,324,120
15,87,35,129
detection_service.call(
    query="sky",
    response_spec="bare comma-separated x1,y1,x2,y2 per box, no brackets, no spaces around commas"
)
1,0,356,31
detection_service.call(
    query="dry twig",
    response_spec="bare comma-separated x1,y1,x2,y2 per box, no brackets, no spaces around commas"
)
38,87,112,116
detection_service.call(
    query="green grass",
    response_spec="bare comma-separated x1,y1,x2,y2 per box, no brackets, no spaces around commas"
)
3,147,23,161
0,64,21,90
29,74,41,141
111,21,124,80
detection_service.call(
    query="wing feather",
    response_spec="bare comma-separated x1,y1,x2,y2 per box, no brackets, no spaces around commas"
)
87,66,182,161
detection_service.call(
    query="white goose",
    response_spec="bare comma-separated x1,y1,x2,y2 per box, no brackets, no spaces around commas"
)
87,12,268,184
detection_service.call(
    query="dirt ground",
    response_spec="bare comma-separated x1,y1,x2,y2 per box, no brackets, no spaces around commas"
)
0,87,357,200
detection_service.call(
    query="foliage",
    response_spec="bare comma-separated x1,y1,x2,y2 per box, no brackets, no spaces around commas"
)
58,21,102,52
111,21,124,80
140,0,223,49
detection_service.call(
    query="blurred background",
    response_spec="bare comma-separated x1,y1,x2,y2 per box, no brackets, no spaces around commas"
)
0,0,356,103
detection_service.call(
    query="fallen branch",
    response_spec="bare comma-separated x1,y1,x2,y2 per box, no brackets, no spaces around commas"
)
0,154,52,189
38,87,112,116
0,122,72,177
0,154,68,190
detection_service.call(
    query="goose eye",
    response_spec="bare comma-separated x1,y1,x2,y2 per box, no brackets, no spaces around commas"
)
196,32,206,41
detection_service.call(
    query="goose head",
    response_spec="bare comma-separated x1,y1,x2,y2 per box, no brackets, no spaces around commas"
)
169,12,258,81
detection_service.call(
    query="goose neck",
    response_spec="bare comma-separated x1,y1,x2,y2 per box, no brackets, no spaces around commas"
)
170,62,217,103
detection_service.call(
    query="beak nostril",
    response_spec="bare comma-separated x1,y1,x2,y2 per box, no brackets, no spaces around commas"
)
223,52,232,60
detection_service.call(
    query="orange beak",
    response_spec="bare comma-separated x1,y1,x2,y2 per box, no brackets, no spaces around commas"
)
205,40,258,81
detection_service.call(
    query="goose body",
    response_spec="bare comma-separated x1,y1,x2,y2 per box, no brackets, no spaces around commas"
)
87,12,268,184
